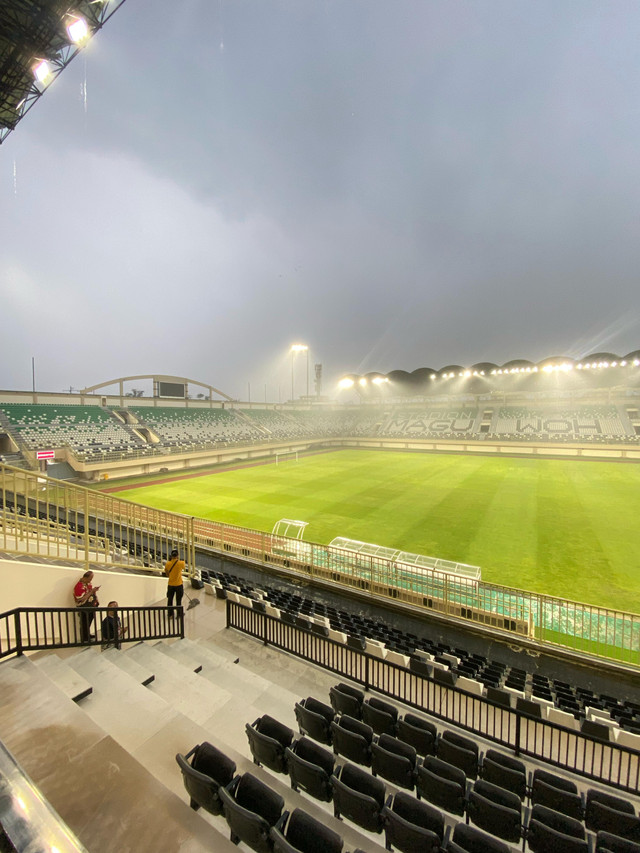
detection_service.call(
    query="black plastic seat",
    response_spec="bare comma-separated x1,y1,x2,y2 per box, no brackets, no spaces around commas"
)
371,734,417,790
397,713,437,756
437,733,479,779
596,831,640,853
270,808,343,853
331,714,373,766
480,750,527,801
531,768,578,795
362,696,399,736
246,714,294,773
382,790,444,852
330,683,364,719
530,776,583,820
527,804,587,853
585,790,640,841
175,741,237,815
286,737,335,802
220,773,285,853
582,719,612,741
447,822,511,852
331,762,386,833
466,779,522,844
415,755,466,816
295,697,335,745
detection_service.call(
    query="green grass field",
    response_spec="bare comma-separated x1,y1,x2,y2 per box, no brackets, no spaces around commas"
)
113,450,640,613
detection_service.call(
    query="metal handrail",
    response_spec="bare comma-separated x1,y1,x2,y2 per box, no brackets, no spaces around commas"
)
0,604,183,658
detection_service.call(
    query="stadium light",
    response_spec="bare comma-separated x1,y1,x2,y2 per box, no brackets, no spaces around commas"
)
338,377,354,389
67,16,89,43
359,378,367,387
290,343,309,401
33,60,52,85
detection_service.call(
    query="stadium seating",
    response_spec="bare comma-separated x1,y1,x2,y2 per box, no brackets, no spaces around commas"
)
175,741,236,815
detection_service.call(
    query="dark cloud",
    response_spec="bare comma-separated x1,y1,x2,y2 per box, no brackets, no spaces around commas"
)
1,0,640,397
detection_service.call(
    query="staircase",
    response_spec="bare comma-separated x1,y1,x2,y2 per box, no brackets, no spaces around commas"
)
0,409,34,470
0,597,390,853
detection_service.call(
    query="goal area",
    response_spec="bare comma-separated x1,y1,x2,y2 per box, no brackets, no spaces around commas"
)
275,450,299,465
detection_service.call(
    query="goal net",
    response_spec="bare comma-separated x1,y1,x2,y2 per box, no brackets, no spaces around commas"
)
275,450,299,465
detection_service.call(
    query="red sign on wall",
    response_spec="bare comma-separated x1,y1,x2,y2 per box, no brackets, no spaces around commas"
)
36,450,55,460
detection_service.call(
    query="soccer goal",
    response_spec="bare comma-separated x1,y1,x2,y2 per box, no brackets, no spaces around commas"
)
275,450,299,465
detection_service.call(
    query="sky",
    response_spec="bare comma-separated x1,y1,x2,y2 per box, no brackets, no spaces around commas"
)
1,0,640,401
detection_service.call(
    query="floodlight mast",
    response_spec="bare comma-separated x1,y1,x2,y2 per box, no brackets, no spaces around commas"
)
290,343,309,401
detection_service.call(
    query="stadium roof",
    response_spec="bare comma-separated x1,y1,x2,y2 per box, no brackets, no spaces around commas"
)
0,0,126,144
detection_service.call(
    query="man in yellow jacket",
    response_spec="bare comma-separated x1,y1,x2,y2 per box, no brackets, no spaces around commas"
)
164,548,185,616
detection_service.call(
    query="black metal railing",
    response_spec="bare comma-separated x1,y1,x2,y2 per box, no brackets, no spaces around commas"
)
227,599,640,794
0,604,183,658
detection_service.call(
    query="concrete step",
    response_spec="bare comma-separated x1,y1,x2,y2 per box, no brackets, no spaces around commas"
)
122,642,232,726
31,652,93,702
102,645,155,685
0,655,234,853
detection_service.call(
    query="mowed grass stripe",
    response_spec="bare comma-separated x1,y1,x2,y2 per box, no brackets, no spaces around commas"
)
118,450,640,612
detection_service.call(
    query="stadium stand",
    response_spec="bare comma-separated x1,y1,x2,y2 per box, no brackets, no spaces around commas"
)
127,406,266,447
0,403,148,458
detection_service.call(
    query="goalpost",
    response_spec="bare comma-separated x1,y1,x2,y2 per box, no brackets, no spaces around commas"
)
275,450,299,465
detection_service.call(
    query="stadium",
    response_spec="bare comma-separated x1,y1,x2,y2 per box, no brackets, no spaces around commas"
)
3,3,640,853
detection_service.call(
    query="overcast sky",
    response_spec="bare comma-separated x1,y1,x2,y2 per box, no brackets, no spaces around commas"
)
1,0,640,400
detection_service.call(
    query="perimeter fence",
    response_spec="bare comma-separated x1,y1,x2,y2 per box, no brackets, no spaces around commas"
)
228,599,640,794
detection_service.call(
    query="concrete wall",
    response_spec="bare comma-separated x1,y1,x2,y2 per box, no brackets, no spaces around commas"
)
0,559,167,612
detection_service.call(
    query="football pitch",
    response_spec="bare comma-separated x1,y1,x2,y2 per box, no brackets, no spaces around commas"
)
111,449,640,614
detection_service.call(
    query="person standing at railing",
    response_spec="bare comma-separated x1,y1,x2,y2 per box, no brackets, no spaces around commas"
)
164,549,184,617
74,570,100,643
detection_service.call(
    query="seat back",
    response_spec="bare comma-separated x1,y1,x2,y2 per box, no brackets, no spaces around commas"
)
437,736,478,779
330,719,372,766
246,717,293,773
532,768,578,794
530,804,585,839
286,739,334,802
383,790,444,850
586,801,640,840
527,819,588,853
331,764,384,832
531,777,583,820
449,822,511,853
481,755,527,801
467,789,522,843
330,686,362,719
415,760,465,816
176,754,224,815
363,696,397,730
176,741,237,815
295,700,333,745
271,808,344,853
371,736,416,790
220,774,284,853
397,714,436,756
596,831,640,853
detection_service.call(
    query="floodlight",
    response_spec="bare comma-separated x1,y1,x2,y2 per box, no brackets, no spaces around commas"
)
634,359,640,367
430,374,436,379
67,17,89,43
372,376,384,385
33,60,52,84
338,377,354,389
621,360,627,366
291,343,308,353
359,377,367,386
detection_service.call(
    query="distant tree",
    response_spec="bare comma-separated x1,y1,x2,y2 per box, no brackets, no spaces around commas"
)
197,393,205,399
126,388,144,397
